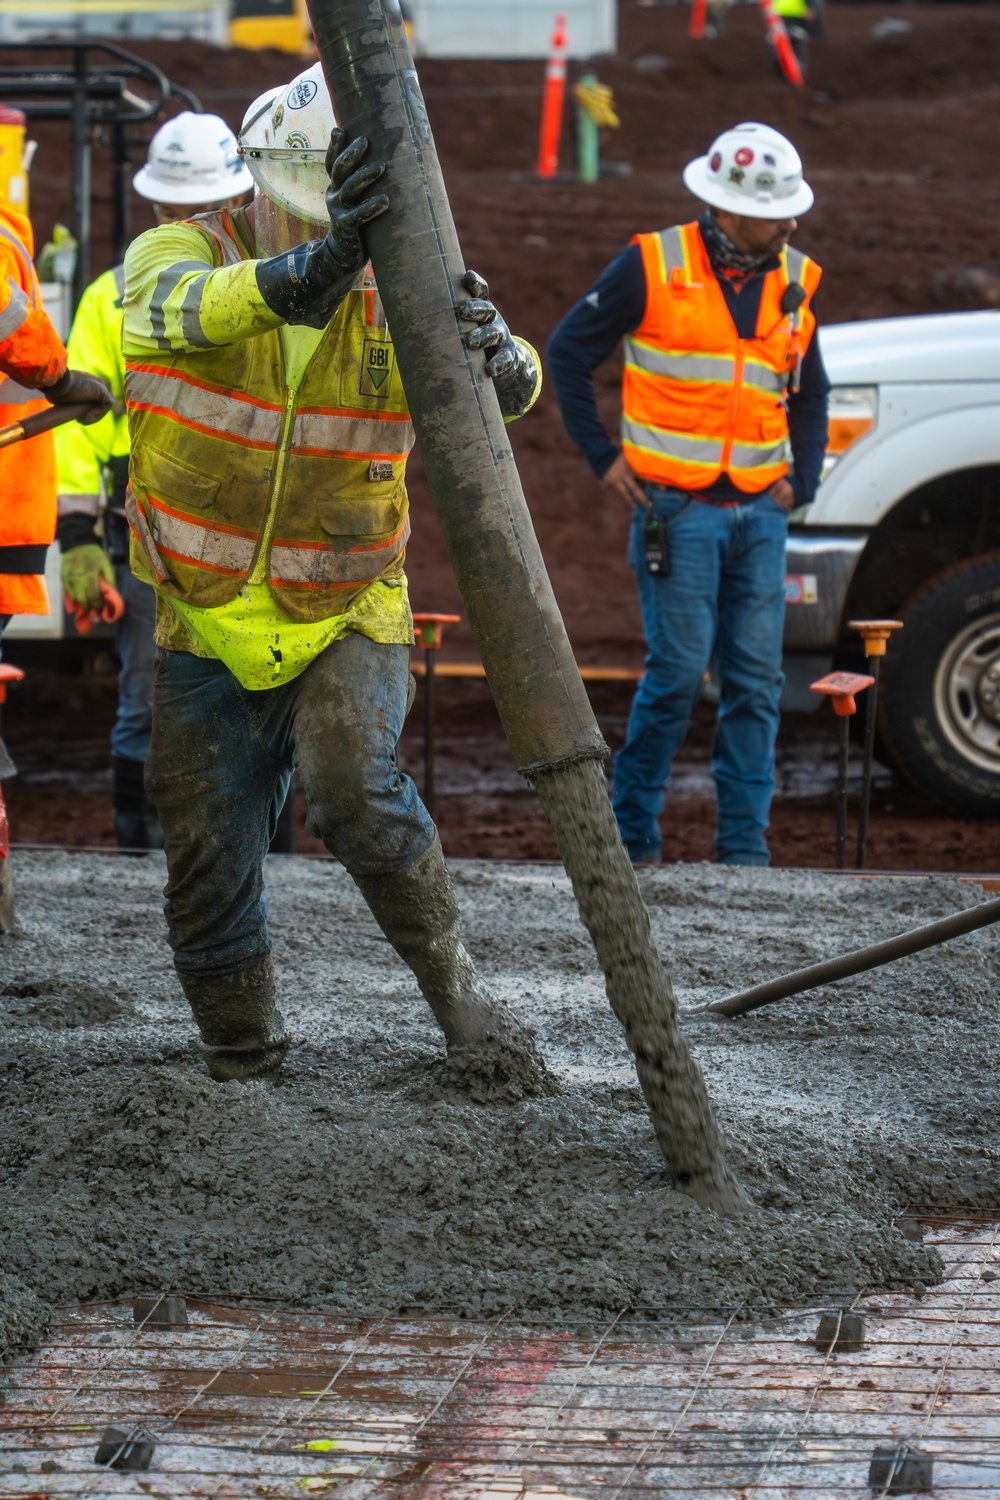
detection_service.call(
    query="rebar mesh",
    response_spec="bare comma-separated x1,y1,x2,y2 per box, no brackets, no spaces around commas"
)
1,1213,998,1497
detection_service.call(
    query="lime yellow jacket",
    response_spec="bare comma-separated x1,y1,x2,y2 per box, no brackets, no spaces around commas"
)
55,265,129,521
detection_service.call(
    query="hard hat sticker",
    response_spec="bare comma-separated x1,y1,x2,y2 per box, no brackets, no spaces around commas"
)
734,147,755,167
287,79,318,110
361,339,395,397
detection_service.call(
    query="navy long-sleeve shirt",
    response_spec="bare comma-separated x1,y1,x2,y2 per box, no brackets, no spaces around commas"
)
545,235,831,508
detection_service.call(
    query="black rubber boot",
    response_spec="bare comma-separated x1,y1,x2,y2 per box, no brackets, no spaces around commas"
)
179,955,291,1082
113,755,163,853
352,836,556,1099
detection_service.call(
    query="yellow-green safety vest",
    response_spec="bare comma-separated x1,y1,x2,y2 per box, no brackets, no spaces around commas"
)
125,207,414,625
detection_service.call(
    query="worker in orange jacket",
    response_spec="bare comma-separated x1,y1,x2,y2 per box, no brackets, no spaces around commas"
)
0,123,112,639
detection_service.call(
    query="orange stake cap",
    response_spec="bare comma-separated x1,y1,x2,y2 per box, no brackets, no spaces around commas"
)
0,661,24,705
847,619,903,657
412,612,461,651
810,669,875,717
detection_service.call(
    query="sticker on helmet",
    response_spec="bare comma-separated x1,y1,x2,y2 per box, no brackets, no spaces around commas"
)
287,79,318,110
729,167,745,184
285,132,311,149
756,171,776,189
709,151,722,172
361,338,395,397
734,147,755,167
763,152,776,166
272,104,285,129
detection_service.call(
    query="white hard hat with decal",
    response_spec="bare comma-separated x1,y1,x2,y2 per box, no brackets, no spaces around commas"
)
133,111,252,205
683,122,814,219
239,62,337,227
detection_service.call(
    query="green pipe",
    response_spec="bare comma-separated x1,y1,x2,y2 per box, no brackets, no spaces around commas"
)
576,73,600,184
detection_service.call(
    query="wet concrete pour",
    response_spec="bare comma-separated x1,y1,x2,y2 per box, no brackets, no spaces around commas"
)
1,854,998,1362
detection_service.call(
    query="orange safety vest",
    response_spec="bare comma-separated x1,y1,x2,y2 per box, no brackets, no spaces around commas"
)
125,208,414,625
622,221,821,494
0,203,67,615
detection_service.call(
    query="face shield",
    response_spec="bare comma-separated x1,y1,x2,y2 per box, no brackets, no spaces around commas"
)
239,66,335,257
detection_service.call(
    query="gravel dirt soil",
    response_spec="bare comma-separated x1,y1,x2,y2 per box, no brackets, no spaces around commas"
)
6,5,1000,863
3,850,997,1350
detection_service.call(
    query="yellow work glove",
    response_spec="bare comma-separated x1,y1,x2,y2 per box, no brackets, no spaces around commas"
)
61,543,115,611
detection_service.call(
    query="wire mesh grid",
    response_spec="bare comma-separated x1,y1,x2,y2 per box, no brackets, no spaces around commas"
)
1,1212,999,1498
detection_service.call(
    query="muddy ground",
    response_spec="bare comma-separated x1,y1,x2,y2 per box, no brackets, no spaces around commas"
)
5,667,1000,870
4,850,999,1351
7,4,1000,865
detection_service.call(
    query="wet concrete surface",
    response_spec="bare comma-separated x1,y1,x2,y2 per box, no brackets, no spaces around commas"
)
1,854,997,1359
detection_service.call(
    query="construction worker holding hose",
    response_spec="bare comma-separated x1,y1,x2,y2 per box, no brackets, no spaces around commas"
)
56,112,253,851
547,123,829,867
121,64,545,1084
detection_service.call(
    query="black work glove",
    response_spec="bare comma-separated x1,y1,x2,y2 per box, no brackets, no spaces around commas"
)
42,369,114,426
255,130,390,330
457,271,540,420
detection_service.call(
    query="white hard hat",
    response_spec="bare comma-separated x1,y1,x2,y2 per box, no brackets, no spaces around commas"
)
133,111,253,205
683,122,814,219
239,62,337,227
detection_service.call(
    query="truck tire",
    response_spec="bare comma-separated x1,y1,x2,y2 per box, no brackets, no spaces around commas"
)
880,554,1000,816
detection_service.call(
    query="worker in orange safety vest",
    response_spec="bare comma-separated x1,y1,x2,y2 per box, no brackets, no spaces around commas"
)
547,122,830,867
0,108,112,642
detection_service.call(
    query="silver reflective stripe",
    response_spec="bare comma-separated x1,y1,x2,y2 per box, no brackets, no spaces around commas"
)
149,500,256,575
624,338,735,384
742,359,786,393
0,371,34,406
0,222,36,309
0,276,28,340
179,270,216,350
270,517,411,586
148,259,214,352
785,245,806,284
292,409,414,457
621,417,722,465
58,493,101,517
125,366,283,448
113,263,126,299
729,439,787,470
655,225,686,279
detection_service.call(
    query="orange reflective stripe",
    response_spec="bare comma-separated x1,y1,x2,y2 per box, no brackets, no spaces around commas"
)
147,495,258,575
291,405,414,459
126,363,283,450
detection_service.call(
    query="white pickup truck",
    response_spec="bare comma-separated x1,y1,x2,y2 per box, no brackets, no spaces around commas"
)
784,310,1000,817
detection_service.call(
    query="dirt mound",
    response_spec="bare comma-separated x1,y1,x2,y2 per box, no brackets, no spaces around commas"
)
1,977,134,1028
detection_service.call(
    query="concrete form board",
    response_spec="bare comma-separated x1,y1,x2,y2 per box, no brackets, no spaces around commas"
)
1,1217,999,1497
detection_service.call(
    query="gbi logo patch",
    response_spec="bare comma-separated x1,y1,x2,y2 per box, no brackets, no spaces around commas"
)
360,339,394,398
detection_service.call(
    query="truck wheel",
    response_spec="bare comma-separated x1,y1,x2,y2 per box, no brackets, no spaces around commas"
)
880,554,1000,816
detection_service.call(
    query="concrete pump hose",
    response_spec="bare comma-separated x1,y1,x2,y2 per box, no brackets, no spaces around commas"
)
307,0,749,1214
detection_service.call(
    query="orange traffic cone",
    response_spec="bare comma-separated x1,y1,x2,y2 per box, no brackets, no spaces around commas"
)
536,14,568,179
758,0,804,87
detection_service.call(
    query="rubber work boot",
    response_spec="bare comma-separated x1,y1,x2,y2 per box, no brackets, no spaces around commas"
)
179,955,291,1082
353,835,537,1052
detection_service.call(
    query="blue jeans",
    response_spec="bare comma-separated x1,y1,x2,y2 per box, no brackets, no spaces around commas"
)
112,563,156,763
612,486,788,866
147,633,434,975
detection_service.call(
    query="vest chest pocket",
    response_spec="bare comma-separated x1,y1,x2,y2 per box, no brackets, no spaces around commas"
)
758,411,788,442
132,444,221,509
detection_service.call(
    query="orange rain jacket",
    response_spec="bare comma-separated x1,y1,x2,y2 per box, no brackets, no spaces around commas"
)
0,202,67,616
622,221,821,494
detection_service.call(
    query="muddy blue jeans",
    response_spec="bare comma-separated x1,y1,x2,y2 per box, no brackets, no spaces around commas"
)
147,633,434,975
111,564,156,763
612,486,788,866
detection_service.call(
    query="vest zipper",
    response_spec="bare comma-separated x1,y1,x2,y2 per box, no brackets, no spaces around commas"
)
248,340,296,587
719,341,744,474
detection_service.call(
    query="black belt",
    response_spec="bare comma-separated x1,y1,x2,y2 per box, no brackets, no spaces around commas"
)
0,543,48,574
